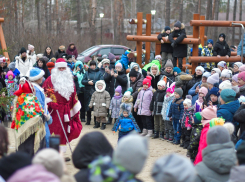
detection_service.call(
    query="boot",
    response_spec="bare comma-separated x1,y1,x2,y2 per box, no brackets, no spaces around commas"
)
146,130,153,137
174,140,180,145
180,142,185,147
152,131,159,139
107,117,112,124
159,132,164,140
100,123,106,130
93,122,100,128
86,112,91,125
141,129,148,136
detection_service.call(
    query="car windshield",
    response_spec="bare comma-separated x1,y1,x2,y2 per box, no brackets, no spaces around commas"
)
79,46,98,56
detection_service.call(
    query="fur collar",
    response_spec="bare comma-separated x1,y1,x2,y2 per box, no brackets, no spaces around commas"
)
95,80,106,92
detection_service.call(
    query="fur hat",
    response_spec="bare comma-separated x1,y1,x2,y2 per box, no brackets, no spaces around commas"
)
174,88,183,97
142,76,152,88
124,91,131,98
212,68,221,76
179,74,193,81
195,66,205,73
100,59,110,65
207,126,230,145
199,87,208,96
239,65,245,72
59,45,65,50
219,80,232,90
183,98,192,108
207,73,219,85
120,103,132,115
165,59,173,68
223,122,235,135
220,89,236,103
221,69,232,78
209,87,220,97
217,61,227,68
201,106,217,120
36,54,43,59
157,80,166,88
155,55,161,60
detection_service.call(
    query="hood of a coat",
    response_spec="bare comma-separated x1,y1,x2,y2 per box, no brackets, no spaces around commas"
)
219,100,240,115
75,61,84,68
68,43,76,51
202,142,236,174
72,131,113,169
95,80,106,92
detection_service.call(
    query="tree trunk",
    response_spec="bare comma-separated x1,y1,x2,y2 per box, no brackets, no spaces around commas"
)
212,0,216,20
165,0,170,26
56,0,59,35
205,0,212,36
21,0,25,29
76,0,81,35
45,0,49,32
113,0,119,44
179,0,183,22
225,0,230,37
232,0,237,45
89,0,97,46
213,0,220,41
198,0,201,14
239,0,242,40
14,0,18,36
36,0,40,33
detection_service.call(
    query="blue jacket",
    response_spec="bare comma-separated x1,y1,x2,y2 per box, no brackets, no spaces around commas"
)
112,114,140,133
237,34,245,56
168,97,184,120
217,100,240,123
13,68,20,76
120,51,130,70
33,84,52,147
188,81,202,105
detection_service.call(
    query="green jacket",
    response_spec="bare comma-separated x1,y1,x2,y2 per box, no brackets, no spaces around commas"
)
142,60,161,71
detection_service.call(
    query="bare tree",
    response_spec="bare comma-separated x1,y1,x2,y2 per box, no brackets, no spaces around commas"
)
49,0,52,31
198,0,201,14
225,0,230,37
165,0,170,26
205,0,212,36
76,0,81,36
232,0,237,45
179,0,184,22
213,0,220,41
239,0,243,40
89,0,97,46
45,0,49,32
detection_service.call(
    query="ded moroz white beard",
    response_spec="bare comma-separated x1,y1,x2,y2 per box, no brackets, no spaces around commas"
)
51,67,74,101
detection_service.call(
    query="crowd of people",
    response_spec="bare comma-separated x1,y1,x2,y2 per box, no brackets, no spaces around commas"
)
0,20,245,181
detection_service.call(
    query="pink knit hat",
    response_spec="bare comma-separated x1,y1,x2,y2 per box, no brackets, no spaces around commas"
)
166,83,175,94
239,65,245,72
238,71,245,82
6,70,15,79
201,106,217,120
199,87,208,96
115,63,123,69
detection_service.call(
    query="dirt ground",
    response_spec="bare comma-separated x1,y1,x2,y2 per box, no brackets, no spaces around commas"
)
7,122,187,182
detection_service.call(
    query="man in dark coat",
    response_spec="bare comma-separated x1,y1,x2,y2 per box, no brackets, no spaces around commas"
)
169,21,187,70
54,45,66,59
72,132,113,182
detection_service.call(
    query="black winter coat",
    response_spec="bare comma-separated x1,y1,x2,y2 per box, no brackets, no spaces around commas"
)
234,104,245,138
157,32,173,53
150,75,160,90
213,40,231,57
169,25,187,58
72,132,113,182
159,70,175,86
54,49,66,59
150,89,166,115
100,68,112,96
186,73,202,93
82,68,103,111
130,72,144,101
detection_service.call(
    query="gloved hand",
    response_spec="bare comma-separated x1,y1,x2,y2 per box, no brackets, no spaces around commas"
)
171,42,176,48
47,102,59,110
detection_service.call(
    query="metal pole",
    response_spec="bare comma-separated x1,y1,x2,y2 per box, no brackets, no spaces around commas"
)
232,22,244,63
56,110,73,153
153,15,155,34
101,18,102,44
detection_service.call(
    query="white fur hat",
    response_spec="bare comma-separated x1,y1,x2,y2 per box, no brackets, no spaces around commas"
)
124,91,131,98
195,66,205,73
183,98,192,107
223,122,235,135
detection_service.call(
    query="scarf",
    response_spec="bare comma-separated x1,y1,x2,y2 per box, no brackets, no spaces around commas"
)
114,94,123,100
201,119,210,127
8,80,14,83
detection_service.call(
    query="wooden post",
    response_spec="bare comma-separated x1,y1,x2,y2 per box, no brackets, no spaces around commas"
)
0,23,10,63
192,14,200,74
136,12,143,67
145,14,151,64
200,15,205,46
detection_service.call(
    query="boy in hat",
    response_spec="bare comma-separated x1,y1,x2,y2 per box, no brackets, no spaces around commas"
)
208,87,220,106
213,33,231,58
202,39,215,72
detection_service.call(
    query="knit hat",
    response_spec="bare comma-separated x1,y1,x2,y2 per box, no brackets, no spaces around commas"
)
183,98,192,107
202,72,211,78
151,153,196,182
155,55,161,60
115,62,123,69
29,68,45,81
232,74,239,83
221,69,232,78
209,118,225,128
220,89,236,103
212,68,221,76
164,26,171,31
123,91,131,98
209,87,220,97
174,21,181,28
32,149,64,178
174,88,183,97
59,45,65,50
102,54,108,59
120,103,132,115
186,95,192,100
166,84,175,94
36,53,43,59
173,67,181,74
219,33,226,40
239,65,245,72
223,122,235,135
130,62,140,70
194,112,202,124
20,47,27,54
6,71,15,79
89,60,97,66
157,80,166,88
219,80,232,90
142,76,152,88
207,73,219,85
51,57,56,63
234,62,243,68
201,106,217,120
101,58,110,65
0,152,32,180
8,62,15,71
127,87,133,94
28,44,34,50
207,39,214,45
115,85,122,95
199,87,208,96
195,66,205,73
55,58,67,68
217,61,227,68
165,59,173,68
113,132,148,174
207,126,230,145
129,69,138,77
238,71,245,82
237,141,245,165
108,53,115,61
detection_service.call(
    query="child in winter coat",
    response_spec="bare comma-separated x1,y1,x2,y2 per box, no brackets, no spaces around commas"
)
180,96,194,149
109,86,123,123
120,91,133,115
213,33,231,58
168,88,184,144
149,64,160,90
194,87,208,113
89,80,111,130
208,87,220,106
5,71,18,96
161,83,175,141
150,80,166,139
187,112,203,162
134,76,154,137
157,26,173,67
201,39,215,72
112,103,140,141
